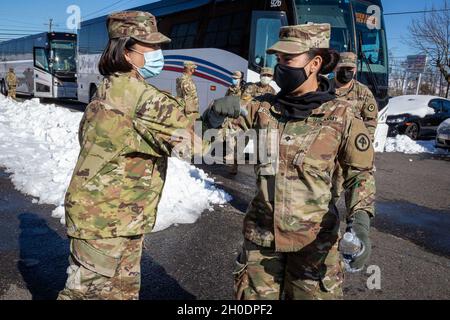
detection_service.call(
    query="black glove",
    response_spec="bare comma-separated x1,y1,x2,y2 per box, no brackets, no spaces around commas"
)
213,96,241,118
349,211,372,271
204,96,241,128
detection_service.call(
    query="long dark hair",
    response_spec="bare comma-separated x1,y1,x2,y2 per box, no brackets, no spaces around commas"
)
98,37,137,76
307,48,340,75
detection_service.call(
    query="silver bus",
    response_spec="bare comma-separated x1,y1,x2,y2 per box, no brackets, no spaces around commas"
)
0,32,78,99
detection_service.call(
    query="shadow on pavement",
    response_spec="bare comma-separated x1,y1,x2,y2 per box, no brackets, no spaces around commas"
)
18,213,69,300
140,252,196,300
374,201,450,258
17,213,194,300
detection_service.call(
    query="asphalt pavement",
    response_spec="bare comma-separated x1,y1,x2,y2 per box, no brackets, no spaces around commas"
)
0,99,449,300
0,151,449,300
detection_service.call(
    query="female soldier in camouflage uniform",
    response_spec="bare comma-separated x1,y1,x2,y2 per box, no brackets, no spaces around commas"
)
209,23,376,300
57,11,236,300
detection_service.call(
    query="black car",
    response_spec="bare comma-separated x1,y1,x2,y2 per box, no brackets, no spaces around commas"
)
387,98,450,140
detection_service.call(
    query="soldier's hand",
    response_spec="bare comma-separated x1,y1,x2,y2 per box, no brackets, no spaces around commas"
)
349,211,372,271
212,96,241,119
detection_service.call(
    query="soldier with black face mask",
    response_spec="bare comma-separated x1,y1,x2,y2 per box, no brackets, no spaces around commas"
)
331,52,378,211
205,24,376,300
332,52,378,140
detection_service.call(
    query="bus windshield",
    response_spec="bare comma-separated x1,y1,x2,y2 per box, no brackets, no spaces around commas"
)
295,0,354,53
352,1,388,74
50,41,77,73
250,11,288,71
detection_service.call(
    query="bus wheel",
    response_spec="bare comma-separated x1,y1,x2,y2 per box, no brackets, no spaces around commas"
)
89,84,98,103
0,80,7,96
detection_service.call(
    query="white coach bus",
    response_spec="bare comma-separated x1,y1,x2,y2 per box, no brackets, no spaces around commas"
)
0,32,78,99
78,0,389,113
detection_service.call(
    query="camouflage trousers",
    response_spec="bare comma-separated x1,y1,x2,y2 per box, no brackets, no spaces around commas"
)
233,238,344,300
58,236,144,300
7,86,16,99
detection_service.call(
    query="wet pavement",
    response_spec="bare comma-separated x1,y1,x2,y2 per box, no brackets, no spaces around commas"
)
0,151,449,300
375,202,450,257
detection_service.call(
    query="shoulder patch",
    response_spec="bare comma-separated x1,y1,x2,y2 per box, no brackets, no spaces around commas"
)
355,133,371,151
343,118,374,170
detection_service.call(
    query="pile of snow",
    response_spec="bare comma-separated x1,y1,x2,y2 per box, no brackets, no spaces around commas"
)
0,95,230,231
154,158,230,232
385,95,438,117
385,135,449,154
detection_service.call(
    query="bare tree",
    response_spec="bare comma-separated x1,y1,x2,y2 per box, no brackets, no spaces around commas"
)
407,0,450,95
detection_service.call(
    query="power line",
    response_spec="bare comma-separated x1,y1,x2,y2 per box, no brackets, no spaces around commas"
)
0,33,37,36
0,18,44,27
82,0,130,20
0,23,46,29
0,28,46,33
384,8,450,16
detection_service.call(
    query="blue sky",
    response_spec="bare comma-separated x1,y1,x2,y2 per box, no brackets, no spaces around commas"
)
382,0,443,61
0,0,444,60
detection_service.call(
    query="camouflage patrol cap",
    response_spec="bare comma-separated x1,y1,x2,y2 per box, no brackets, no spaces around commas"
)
232,71,243,79
337,52,357,68
184,61,198,68
267,23,331,55
107,11,171,45
260,67,273,76
9,67,13,72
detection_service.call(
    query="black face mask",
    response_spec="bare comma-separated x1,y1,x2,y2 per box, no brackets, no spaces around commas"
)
336,69,355,84
274,63,310,94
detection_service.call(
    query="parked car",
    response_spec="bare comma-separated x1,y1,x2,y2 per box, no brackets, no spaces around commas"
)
436,118,450,149
386,95,450,140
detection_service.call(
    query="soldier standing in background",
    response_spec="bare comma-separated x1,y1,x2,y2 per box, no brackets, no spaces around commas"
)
226,71,245,97
176,61,199,114
241,67,276,101
6,68,17,99
332,52,378,139
223,71,246,175
331,52,379,203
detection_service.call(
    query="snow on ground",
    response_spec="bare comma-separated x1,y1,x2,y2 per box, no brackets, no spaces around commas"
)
385,95,437,117
384,135,449,155
0,95,230,231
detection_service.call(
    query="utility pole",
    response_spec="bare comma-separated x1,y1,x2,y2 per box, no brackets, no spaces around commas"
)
416,73,422,95
46,19,53,32
44,19,59,33
402,71,408,95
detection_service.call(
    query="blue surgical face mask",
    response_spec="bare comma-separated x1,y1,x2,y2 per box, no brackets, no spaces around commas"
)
232,79,240,86
130,49,164,79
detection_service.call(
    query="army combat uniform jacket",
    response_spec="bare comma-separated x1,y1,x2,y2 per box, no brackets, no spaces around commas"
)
241,82,276,101
335,80,378,140
226,85,244,97
176,73,199,114
229,95,376,252
65,72,199,239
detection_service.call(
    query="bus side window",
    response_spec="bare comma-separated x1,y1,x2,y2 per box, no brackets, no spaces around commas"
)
170,21,199,49
203,11,248,55
34,48,50,72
